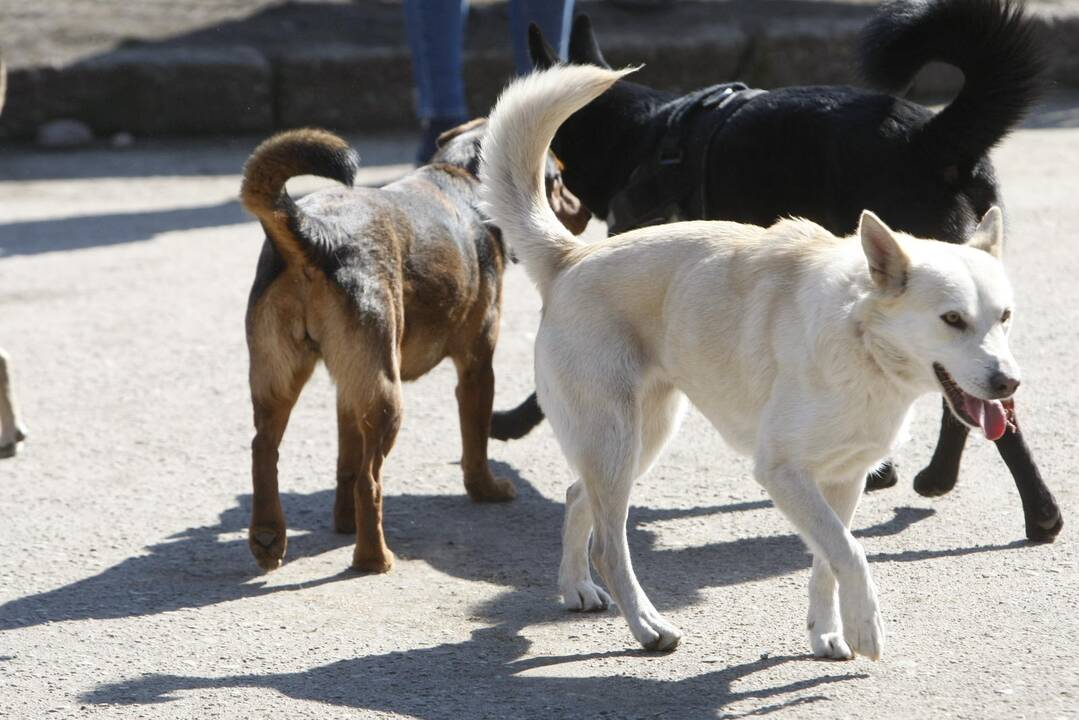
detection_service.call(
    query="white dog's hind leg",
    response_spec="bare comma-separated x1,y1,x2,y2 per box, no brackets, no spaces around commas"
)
578,395,683,651
588,462,682,652
0,349,24,458
807,480,864,659
757,464,883,660
638,383,688,476
559,385,685,614
559,480,610,611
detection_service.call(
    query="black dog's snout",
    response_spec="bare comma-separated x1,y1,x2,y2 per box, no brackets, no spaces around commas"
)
990,371,1020,397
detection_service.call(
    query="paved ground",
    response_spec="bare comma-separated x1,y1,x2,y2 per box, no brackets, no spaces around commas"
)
1,98,1078,719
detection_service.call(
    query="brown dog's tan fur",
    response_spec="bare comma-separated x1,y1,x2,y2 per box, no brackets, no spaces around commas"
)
241,124,588,572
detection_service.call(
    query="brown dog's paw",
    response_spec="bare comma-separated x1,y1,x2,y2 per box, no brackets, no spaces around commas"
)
465,474,517,502
353,548,395,574
249,526,287,571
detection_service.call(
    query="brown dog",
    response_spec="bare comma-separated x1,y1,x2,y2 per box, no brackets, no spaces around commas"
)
240,122,589,572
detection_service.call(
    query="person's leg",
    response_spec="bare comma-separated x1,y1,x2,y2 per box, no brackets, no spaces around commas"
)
402,0,470,163
508,0,574,73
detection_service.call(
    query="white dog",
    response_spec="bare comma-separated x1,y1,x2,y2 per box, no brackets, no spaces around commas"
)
479,65,1021,660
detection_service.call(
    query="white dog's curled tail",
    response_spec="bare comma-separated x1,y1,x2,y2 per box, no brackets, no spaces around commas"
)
479,64,635,296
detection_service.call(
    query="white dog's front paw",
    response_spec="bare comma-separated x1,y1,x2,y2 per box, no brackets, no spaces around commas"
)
561,580,611,612
810,630,853,660
840,589,885,660
627,608,682,652
843,610,884,660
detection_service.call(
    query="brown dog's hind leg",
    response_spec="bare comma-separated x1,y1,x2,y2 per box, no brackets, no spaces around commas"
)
343,379,401,573
320,293,400,573
333,398,359,534
453,331,516,502
247,339,316,572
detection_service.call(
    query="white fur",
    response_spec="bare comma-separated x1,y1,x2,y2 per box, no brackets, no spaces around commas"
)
0,348,27,458
479,65,1019,659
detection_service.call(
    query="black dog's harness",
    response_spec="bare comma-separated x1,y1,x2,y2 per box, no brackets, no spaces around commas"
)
606,83,768,235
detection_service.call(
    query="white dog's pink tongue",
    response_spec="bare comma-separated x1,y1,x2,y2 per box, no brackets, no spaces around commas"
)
962,396,1007,441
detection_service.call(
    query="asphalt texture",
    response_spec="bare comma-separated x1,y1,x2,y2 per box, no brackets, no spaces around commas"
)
1,98,1078,719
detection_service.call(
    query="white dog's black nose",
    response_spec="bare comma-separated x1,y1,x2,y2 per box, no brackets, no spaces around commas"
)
990,371,1020,397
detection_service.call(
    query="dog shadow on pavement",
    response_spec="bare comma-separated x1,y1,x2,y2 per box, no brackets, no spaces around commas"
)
80,622,867,719
0,461,1019,638
46,462,1029,717
0,487,357,632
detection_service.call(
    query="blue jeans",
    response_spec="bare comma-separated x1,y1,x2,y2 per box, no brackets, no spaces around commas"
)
403,0,575,121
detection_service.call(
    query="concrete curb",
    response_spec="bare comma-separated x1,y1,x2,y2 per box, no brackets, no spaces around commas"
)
2,8,1078,140
3,47,273,139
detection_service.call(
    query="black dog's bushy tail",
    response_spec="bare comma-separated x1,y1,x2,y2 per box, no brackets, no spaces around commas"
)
860,0,1046,167
241,128,359,267
490,392,545,440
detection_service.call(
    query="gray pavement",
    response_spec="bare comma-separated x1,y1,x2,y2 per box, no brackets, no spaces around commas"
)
0,99,1078,718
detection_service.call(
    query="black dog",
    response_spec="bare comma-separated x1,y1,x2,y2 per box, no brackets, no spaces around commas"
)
491,0,1061,542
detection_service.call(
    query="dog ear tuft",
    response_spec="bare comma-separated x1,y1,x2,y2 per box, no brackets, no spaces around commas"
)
528,23,559,70
966,206,1004,260
859,210,910,294
568,15,610,69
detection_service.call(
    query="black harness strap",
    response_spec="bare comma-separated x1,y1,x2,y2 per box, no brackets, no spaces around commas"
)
606,83,767,235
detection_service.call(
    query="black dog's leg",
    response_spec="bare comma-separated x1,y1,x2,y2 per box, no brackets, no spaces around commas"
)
915,398,1062,542
490,391,545,440
913,399,969,497
994,400,1062,543
865,461,899,491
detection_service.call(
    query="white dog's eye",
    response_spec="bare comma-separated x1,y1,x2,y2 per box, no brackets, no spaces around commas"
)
1001,309,1012,324
941,311,967,330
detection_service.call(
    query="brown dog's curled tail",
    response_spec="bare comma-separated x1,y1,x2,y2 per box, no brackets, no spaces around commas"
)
241,128,359,267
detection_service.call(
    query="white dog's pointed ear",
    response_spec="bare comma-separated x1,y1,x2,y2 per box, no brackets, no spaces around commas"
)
860,210,910,294
966,206,1004,259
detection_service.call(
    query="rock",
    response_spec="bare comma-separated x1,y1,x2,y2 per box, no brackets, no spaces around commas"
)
35,118,94,147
